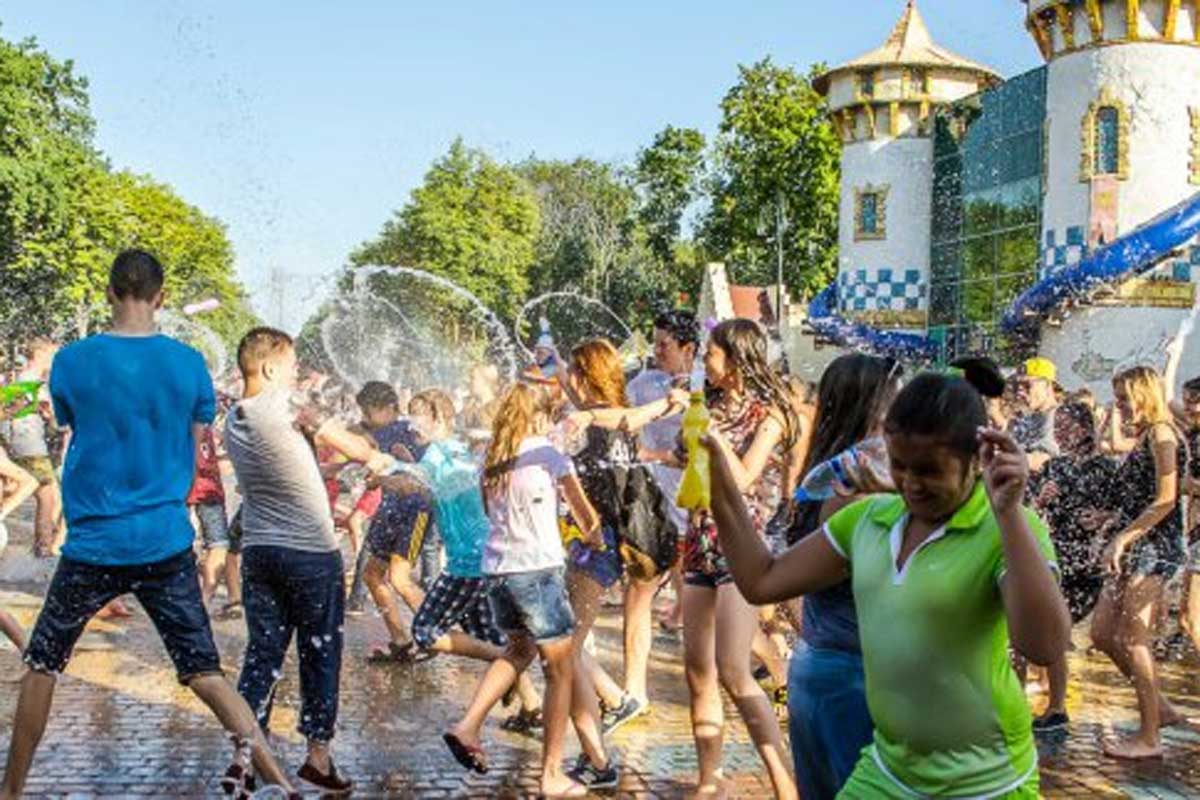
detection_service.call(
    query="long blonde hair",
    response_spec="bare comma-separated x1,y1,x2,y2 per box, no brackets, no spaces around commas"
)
482,382,554,505
1113,366,1171,429
569,338,628,409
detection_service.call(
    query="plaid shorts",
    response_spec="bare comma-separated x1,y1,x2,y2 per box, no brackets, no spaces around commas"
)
411,574,505,650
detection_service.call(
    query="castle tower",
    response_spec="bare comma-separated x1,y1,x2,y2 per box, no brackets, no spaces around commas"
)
1026,0,1200,273
815,1,998,331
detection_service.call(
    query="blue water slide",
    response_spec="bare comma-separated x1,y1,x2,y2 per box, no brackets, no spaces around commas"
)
806,284,940,361
1000,191,1200,332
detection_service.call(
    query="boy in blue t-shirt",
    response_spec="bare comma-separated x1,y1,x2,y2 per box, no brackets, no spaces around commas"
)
381,389,541,720
2,249,296,797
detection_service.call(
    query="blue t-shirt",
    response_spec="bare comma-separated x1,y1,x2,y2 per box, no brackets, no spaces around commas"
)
795,500,861,654
373,419,426,461
418,438,488,578
51,333,215,565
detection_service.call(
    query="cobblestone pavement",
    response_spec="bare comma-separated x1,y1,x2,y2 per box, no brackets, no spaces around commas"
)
0,520,1198,798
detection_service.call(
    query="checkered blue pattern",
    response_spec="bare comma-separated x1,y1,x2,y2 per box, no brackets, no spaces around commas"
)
1042,227,1200,282
838,268,926,312
1041,226,1086,278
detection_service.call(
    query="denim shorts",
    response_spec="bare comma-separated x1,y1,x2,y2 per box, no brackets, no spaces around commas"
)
486,567,575,643
194,502,238,553
25,549,222,684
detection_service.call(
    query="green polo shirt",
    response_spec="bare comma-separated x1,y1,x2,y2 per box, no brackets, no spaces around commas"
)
823,482,1057,798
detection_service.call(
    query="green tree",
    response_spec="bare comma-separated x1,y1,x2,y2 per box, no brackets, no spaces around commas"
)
634,126,706,266
518,157,634,300
353,139,540,319
0,33,97,341
700,59,841,297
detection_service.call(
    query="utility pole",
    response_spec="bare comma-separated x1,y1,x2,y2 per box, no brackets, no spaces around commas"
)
774,191,788,340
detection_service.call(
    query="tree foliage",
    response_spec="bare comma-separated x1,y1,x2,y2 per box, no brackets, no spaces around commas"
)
634,126,706,266
352,139,540,319
700,59,841,296
0,30,254,347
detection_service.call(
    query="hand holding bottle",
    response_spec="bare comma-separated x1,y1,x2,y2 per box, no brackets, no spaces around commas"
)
676,392,711,510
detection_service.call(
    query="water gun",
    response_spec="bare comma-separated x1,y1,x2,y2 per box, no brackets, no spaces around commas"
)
676,391,711,510
0,380,43,420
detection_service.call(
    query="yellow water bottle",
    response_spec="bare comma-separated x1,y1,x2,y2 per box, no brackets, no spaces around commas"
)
677,391,711,510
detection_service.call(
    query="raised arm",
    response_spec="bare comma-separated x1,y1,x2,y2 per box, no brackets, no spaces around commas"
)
710,413,785,492
980,428,1070,666
568,391,688,434
707,435,849,605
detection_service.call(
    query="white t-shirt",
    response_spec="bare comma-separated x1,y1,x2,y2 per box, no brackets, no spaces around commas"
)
480,435,574,575
627,368,686,528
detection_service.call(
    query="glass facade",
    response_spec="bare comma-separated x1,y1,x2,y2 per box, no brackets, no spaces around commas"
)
929,67,1047,361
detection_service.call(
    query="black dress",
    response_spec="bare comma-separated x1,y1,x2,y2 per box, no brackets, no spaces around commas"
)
1112,428,1188,579
1034,454,1116,621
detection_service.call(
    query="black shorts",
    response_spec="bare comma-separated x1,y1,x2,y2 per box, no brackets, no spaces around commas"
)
366,492,433,564
411,574,505,650
25,549,222,684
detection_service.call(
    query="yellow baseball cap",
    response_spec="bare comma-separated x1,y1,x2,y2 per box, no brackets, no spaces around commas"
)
1021,357,1057,383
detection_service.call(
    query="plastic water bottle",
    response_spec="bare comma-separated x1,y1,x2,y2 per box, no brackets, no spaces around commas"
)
676,392,711,510
795,437,892,503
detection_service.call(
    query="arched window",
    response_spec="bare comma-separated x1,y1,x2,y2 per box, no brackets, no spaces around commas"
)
1080,89,1129,182
1094,106,1120,176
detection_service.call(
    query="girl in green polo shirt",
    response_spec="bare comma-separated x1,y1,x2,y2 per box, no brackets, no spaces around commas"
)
708,372,1070,798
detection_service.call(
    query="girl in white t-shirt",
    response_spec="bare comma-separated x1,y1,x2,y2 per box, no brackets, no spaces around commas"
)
443,382,616,798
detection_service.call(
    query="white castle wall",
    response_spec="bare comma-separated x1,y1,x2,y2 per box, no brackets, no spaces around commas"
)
837,137,932,320
1042,44,1200,248
1040,304,1200,403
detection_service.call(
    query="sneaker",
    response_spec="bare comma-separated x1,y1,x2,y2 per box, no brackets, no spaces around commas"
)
567,753,619,790
344,601,366,617
601,695,648,735
1032,710,1069,732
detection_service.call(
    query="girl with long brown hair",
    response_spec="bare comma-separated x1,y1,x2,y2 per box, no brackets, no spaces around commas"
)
444,382,610,798
557,338,688,743
1085,366,1188,759
681,318,798,799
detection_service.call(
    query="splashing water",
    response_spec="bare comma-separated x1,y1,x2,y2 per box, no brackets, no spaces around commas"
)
516,291,637,365
157,309,229,377
319,265,519,391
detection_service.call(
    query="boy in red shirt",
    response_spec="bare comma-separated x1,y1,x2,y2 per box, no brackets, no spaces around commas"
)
189,425,242,617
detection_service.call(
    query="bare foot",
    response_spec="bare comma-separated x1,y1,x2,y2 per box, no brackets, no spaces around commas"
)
1103,736,1164,760
687,781,729,800
539,774,587,798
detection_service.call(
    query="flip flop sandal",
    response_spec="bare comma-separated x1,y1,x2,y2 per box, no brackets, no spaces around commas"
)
219,761,256,796
500,708,544,736
367,641,418,664
538,782,588,799
214,602,244,621
442,732,488,774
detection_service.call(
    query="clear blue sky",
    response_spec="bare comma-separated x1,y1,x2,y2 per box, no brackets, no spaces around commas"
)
3,1,1040,331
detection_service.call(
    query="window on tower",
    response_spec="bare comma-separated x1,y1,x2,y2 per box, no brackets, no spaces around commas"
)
1094,106,1120,176
858,71,875,100
855,186,888,240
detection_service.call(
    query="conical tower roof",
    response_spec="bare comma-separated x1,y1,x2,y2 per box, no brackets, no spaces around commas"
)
814,1,998,94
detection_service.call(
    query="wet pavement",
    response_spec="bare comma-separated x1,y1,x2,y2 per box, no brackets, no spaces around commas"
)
0,518,1197,798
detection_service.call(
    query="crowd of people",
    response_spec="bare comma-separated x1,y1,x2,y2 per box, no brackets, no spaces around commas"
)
0,248,1197,798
